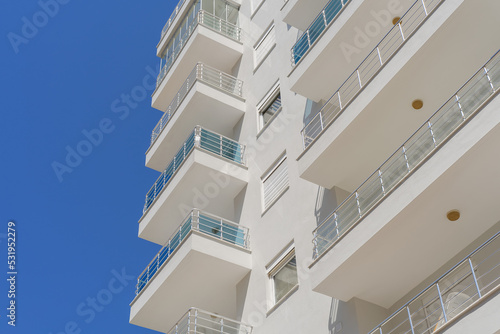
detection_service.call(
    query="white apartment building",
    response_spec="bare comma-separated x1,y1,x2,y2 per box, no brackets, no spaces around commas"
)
129,0,500,333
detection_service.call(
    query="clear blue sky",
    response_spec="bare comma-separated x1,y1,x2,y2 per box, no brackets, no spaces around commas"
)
1,1,176,333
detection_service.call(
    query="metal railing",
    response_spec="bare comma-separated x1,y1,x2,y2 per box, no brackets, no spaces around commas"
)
291,0,351,66
150,63,243,146
301,0,442,149
369,230,500,334
160,0,187,39
143,126,246,213
167,308,252,334
157,10,241,89
136,209,250,295
313,49,500,259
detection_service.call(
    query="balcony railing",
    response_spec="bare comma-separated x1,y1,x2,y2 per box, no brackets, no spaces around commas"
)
150,63,243,146
167,308,252,334
160,0,187,40
156,10,241,89
313,49,500,259
291,0,351,66
301,0,442,149
136,209,250,295
369,230,500,334
143,126,246,213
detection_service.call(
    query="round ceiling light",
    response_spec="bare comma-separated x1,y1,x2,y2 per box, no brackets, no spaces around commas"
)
412,99,424,110
392,17,401,25
447,210,460,221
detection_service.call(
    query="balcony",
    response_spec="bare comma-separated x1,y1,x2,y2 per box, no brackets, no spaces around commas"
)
309,50,500,307
152,9,243,111
281,0,332,31
164,308,252,334
369,230,500,334
139,126,248,245
158,0,187,43
296,0,500,190
147,63,245,172
130,210,252,333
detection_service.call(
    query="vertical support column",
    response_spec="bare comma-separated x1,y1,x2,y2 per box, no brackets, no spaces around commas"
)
406,306,415,334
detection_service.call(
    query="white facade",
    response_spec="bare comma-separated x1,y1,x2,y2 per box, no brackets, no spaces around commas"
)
130,0,500,333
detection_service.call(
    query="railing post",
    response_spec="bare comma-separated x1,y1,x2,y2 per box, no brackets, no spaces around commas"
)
220,317,224,332
319,111,324,130
194,126,201,148
455,94,466,120
421,0,428,15
402,145,411,172
484,67,496,92
355,191,362,217
333,212,339,240
406,306,415,334
398,21,405,41
469,258,482,298
306,30,311,47
428,121,437,147
322,10,327,27
436,283,448,323
337,91,343,109
313,232,318,259
356,69,362,88
378,169,386,195
376,46,383,65
194,309,198,333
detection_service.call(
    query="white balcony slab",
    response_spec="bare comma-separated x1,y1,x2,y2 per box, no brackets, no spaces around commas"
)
139,148,248,245
281,0,331,31
152,25,243,111
297,0,500,191
130,231,251,333
310,94,500,308
147,80,245,172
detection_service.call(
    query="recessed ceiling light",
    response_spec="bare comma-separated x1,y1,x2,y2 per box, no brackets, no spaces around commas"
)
447,210,460,221
412,99,424,110
392,17,401,25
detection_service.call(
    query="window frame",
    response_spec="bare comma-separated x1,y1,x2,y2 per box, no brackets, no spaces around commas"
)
267,245,298,307
261,153,289,212
257,81,282,133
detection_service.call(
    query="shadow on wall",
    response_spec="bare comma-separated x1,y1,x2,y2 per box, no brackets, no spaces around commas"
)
314,186,350,226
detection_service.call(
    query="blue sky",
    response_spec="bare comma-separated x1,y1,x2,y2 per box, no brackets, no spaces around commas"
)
1,1,176,333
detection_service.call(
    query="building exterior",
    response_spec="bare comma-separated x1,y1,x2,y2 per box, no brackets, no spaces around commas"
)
129,0,500,333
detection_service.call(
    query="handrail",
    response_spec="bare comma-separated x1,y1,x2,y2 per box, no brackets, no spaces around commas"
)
167,307,252,334
313,49,500,259
291,0,351,66
368,230,500,334
150,63,243,146
136,209,250,295
160,0,187,39
143,126,246,214
301,0,443,149
156,9,241,89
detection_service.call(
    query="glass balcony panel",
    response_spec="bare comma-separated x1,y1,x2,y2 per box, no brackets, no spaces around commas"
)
379,149,409,191
487,56,500,90
408,285,443,334
380,307,412,334
335,195,360,235
324,0,344,24
430,100,463,144
338,71,360,109
400,1,426,38
358,49,382,86
473,239,500,296
404,126,435,170
377,27,404,64
357,172,384,216
457,72,493,118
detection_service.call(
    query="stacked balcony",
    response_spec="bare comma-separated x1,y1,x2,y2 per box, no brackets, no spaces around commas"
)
308,50,500,309
164,308,251,334
281,0,332,32
369,230,500,334
140,126,248,245
147,62,245,172
296,0,500,191
153,0,243,111
130,210,252,333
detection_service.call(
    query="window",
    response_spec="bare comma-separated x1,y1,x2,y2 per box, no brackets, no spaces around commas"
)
268,246,298,305
262,154,289,210
254,23,276,68
257,81,281,130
